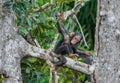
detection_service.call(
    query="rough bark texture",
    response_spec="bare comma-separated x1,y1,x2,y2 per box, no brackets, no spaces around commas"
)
94,0,120,83
0,15,27,83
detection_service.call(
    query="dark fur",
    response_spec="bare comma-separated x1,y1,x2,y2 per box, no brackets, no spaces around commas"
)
54,20,92,82
54,21,72,66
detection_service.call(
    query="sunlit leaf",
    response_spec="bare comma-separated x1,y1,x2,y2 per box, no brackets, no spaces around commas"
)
18,28,28,36
38,0,43,5
25,68,30,74
27,17,32,26
27,57,37,63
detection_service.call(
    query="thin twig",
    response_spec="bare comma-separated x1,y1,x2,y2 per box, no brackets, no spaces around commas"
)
35,2,55,12
48,33,59,51
47,32,59,83
73,14,89,48
50,67,54,83
57,0,89,20
54,71,58,83
34,39,41,48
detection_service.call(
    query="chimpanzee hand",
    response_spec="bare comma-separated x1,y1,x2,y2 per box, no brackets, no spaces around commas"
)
70,32,75,37
69,53,78,57
85,52,92,56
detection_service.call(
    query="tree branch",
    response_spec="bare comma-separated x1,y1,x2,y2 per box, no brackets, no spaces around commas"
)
24,44,95,75
57,0,89,20
34,39,41,48
48,33,59,51
35,2,55,12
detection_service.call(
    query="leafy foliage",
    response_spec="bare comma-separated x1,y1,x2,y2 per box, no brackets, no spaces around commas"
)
21,57,50,83
77,0,97,50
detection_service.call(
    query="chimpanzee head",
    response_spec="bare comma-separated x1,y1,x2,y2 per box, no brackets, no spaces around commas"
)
70,32,83,45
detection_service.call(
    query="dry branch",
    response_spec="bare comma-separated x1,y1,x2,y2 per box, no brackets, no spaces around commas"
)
25,44,95,75
48,33,59,83
35,3,55,12
48,33,59,51
73,14,89,48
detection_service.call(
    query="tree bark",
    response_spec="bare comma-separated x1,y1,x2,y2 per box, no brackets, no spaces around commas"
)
94,0,120,83
0,15,27,83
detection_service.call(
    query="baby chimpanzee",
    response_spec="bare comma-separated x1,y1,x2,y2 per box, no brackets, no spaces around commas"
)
54,16,92,82
70,32,92,83
70,32,92,65
54,20,92,66
54,20,82,66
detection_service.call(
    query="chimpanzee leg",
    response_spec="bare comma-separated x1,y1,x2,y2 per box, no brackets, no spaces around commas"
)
77,53,93,82
54,55,67,66
54,44,72,66
84,56,92,65
77,53,92,65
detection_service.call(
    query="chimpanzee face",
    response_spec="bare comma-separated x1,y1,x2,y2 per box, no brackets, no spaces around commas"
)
71,35,80,45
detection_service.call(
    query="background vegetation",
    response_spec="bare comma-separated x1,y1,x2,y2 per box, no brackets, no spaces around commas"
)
3,0,97,83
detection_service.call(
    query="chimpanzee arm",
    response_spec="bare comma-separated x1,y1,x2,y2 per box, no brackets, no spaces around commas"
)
54,21,71,54
57,21,69,42
72,46,92,64
54,55,67,66
73,46,91,55
72,45,79,53
54,21,74,66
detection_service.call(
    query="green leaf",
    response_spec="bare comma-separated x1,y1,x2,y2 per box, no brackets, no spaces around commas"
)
32,17,40,23
27,58,37,63
27,17,32,26
3,1,13,7
17,16,25,26
25,68,30,74
38,0,43,5
18,28,28,36
0,78,6,81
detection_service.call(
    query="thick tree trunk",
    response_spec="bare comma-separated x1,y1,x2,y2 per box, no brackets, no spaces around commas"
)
0,15,27,83
94,0,120,83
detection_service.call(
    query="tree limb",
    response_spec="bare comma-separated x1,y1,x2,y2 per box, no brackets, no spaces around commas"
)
47,33,59,83
24,44,95,75
48,33,59,51
57,0,89,20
